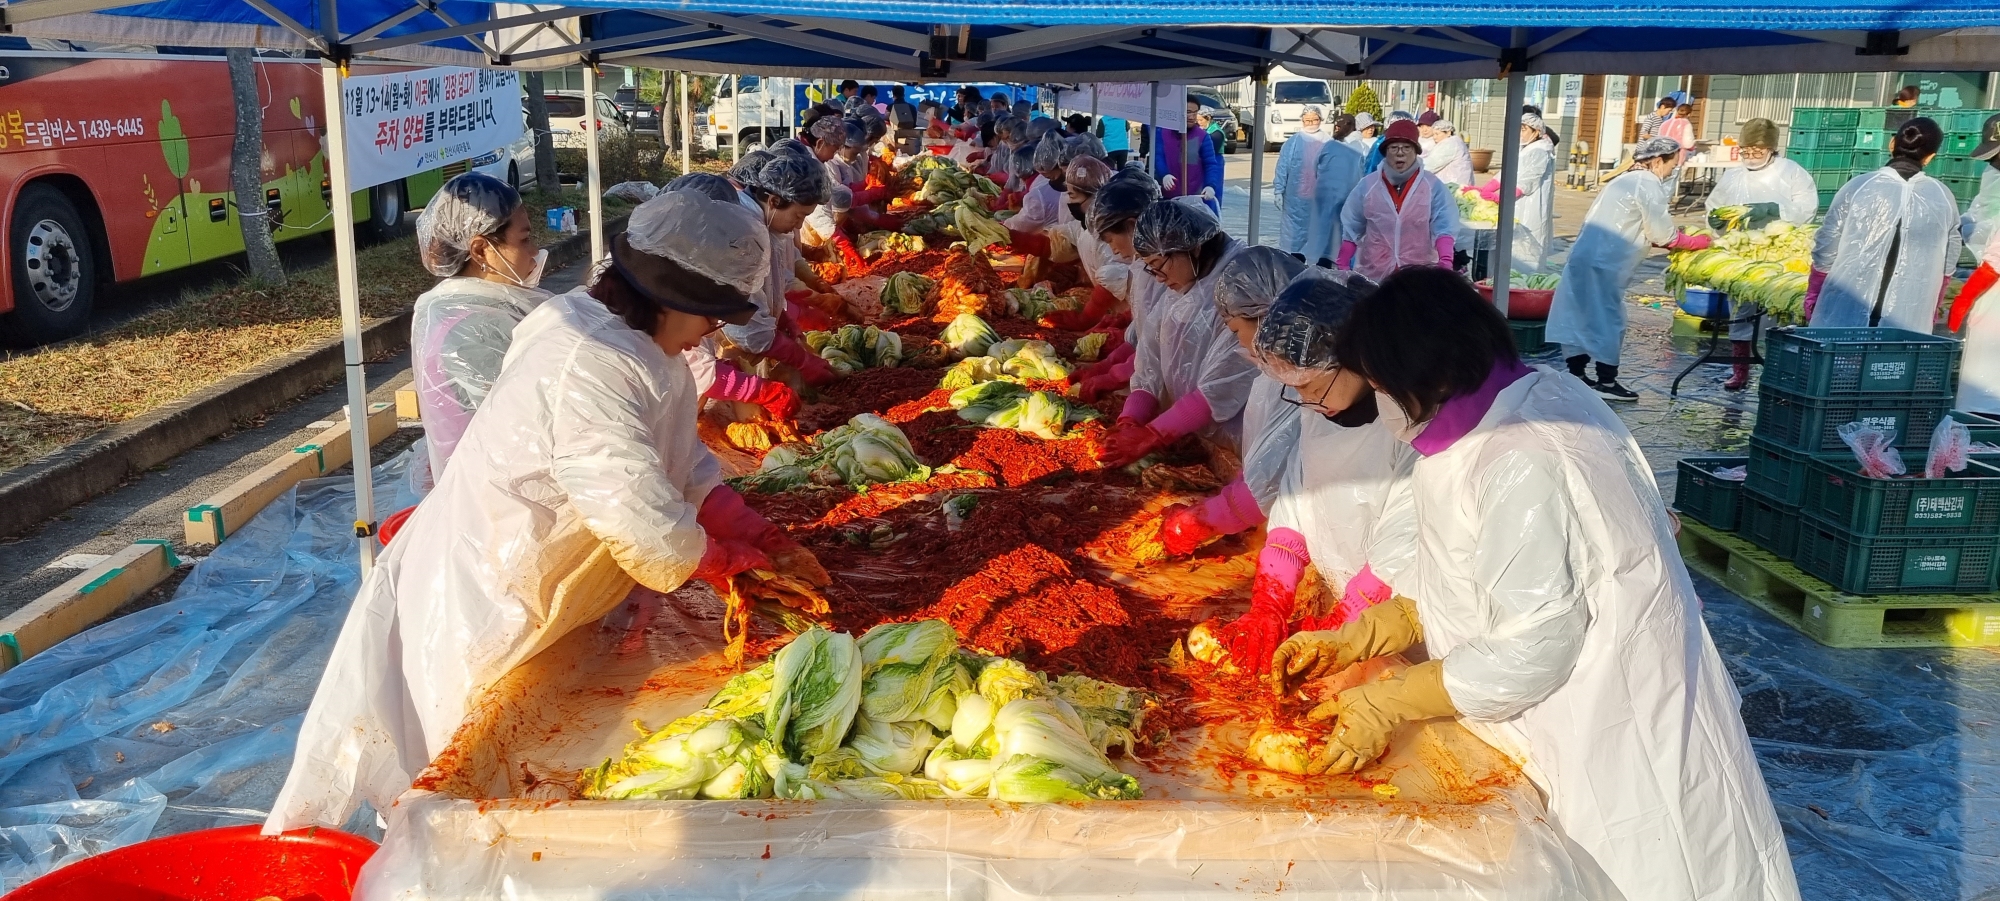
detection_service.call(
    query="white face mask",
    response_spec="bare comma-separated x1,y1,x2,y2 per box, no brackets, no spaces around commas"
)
1745,154,1773,172
1302,120,1322,133
1376,391,1419,441
493,247,547,289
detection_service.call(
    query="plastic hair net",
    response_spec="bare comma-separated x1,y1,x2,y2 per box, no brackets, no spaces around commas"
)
1087,170,1161,235
414,172,521,277
727,149,773,184
1520,112,1545,132
1065,156,1114,194
841,118,869,149
1388,110,1413,123
769,138,817,161
1032,131,1067,173
809,115,847,144
860,113,888,144
1026,117,1056,143
1433,119,1457,134
747,153,833,207
1634,136,1683,161
624,189,772,295
1252,269,1375,384
1066,133,1107,162
1007,144,1039,180
1134,198,1223,257
666,173,742,204
1301,104,1325,119
828,183,853,214
1214,245,1308,320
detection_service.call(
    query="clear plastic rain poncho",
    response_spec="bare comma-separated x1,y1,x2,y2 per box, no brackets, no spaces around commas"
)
1966,167,2000,255
265,190,771,834
1394,365,1799,901
1809,167,1963,331
1300,140,1366,265
726,153,831,354
1512,134,1558,274
1255,269,1417,593
668,173,743,204
1962,227,2000,414
409,172,548,489
1213,246,1307,511
1271,105,1332,256
1013,134,1068,233
1707,157,1820,225
1545,155,1677,363
1130,200,1257,442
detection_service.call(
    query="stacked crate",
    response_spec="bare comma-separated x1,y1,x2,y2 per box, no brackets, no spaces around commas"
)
1787,107,1994,214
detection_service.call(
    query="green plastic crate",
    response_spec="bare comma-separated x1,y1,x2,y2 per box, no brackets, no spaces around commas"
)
1801,457,2000,537
1754,385,1952,454
1675,456,1748,530
1853,129,1889,151
1851,150,1887,171
1811,169,1849,191
1745,438,1820,506
1951,410,2000,445
1788,129,1858,150
1763,327,1962,396
1818,188,1839,209
1507,318,1552,355
1793,108,1861,130
1740,487,1803,558
1855,108,1913,131
1945,176,1981,203
1948,109,1995,133
1791,149,1855,171
1947,133,1982,156
1794,518,2000,594
1929,156,1977,179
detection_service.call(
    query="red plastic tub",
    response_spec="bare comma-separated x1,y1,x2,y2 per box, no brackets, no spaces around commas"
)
5,825,377,901
1476,282,1555,320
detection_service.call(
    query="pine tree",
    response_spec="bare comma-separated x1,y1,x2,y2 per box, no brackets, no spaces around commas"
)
1345,84,1382,120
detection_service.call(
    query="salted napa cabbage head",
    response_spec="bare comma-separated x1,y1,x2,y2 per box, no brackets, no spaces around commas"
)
857,620,961,722
765,628,864,760
846,713,940,775
940,313,1000,358
988,698,1142,801
975,657,1048,708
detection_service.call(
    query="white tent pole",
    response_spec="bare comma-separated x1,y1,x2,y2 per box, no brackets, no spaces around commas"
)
1146,82,1157,170
584,62,605,265
319,58,377,573
1493,68,1527,318
680,71,692,174
731,74,741,162
1248,71,1268,244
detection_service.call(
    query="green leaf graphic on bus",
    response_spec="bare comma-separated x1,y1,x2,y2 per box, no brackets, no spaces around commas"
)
289,96,302,120
158,99,190,179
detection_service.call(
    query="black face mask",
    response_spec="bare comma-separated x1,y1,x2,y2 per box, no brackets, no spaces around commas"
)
1326,391,1380,427
1067,202,1086,221
1048,175,1066,192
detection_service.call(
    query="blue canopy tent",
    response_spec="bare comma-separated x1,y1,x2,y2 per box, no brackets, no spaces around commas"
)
3,0,1996,568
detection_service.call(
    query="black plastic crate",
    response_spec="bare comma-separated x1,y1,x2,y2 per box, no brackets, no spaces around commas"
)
1507,318,1552,355
1753,385,1951,454
1741,487,1803,559
1794,518,2000,595
1801,458,2000,538
1675,456,1748,530
1762,327,1961,397
1745,438,1822,506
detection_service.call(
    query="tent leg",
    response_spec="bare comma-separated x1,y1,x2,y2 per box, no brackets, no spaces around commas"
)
680,72,692,175
1146,82,1157,170
731,75,740,162
1492,64,1528,318
1248,71,1268,244
584,62,605,265
320,59,377,573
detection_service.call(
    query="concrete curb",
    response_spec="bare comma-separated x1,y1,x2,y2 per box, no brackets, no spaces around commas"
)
0,214,628,540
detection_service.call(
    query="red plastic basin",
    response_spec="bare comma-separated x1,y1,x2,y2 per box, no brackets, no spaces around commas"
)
5,825,377,901
1477,283,1555,320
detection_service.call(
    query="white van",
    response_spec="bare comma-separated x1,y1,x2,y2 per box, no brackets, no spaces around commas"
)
1261,68,1337,150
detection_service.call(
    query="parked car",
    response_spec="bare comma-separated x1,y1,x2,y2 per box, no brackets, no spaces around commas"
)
613,86,661,135
470,113,538,190
1187,87,1239,154
544,91,629,149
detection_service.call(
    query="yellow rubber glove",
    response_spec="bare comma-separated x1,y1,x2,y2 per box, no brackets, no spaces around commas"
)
1305,658,1457,774
1269,594,1425,695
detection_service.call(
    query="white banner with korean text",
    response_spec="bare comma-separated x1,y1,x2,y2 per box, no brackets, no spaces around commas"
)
341,66,521,190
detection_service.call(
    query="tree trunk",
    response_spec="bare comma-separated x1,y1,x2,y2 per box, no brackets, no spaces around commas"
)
226,48,284,286
524,71,559,193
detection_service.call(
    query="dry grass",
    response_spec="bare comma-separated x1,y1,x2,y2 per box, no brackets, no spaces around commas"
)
0,185,650,473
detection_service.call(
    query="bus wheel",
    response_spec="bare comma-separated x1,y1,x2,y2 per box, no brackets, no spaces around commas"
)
4,184,95,346
365,181,407,241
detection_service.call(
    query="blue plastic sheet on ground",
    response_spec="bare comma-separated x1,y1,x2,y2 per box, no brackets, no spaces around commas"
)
0,457,412,890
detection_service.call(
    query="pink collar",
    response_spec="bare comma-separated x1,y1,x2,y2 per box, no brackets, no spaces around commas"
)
1411,360,1532,456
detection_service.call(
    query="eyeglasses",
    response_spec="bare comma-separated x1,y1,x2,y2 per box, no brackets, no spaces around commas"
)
1142,254,1181,278
1277,374,1340,411
1738,147,1772,160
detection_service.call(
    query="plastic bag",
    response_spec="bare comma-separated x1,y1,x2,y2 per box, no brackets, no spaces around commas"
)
1710,465,1747,482
1837,421,1907,479
605,180,662,203
1926,418,1972,479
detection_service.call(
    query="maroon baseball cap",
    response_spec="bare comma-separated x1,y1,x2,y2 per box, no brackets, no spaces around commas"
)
1382,119,1422,149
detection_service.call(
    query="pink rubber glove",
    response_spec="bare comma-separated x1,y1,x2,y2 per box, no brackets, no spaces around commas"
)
766,331,839,386
1216,528,1309,674
1434,235,1455,268
1803,269,1828,321
1476,179,1502,202
1335,241,1358,270
1119,389,1160,424
1663,230,1713,252
1146,391,1214,441
1330,565,1393,627
705,362,801,421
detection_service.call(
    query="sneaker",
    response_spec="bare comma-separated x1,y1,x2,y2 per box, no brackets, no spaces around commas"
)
1593,379,1640,402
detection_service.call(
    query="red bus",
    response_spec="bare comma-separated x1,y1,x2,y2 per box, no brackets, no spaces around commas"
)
0,45,446,345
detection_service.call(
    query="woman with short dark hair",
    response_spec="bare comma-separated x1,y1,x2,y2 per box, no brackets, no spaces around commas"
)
1273,266,1800,901
1805,117,1962,329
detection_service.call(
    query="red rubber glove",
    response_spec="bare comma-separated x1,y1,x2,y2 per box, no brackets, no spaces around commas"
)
1006,228,1052,258
1157,503,1219,558
693,538,769,584
698,485,784,546
1215,530,1308,675
766,331,840,386
1075,369,1130,404
849,184,890,206
377,505,418,547
791,303,834,334
1949,263,1999,332
1041,284,1120,330
1802,269,1828,322
831,232,866,272
749,379,801,421
1096,421,1165,467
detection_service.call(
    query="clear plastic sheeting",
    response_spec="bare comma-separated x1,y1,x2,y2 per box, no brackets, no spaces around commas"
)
0,456,416,889
353,595,1587,900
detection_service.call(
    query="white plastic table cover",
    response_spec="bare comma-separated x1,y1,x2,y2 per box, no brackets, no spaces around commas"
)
354,592,1588,900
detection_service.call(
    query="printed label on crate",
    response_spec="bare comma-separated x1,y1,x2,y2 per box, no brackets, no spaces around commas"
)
1861,354,1915,391
1908,491,1974,527
1985,614,2000,638
1859,414,1903,433
1903,548,1961,587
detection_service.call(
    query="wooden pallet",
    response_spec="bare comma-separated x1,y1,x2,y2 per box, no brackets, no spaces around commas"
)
1678,520,2000,649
